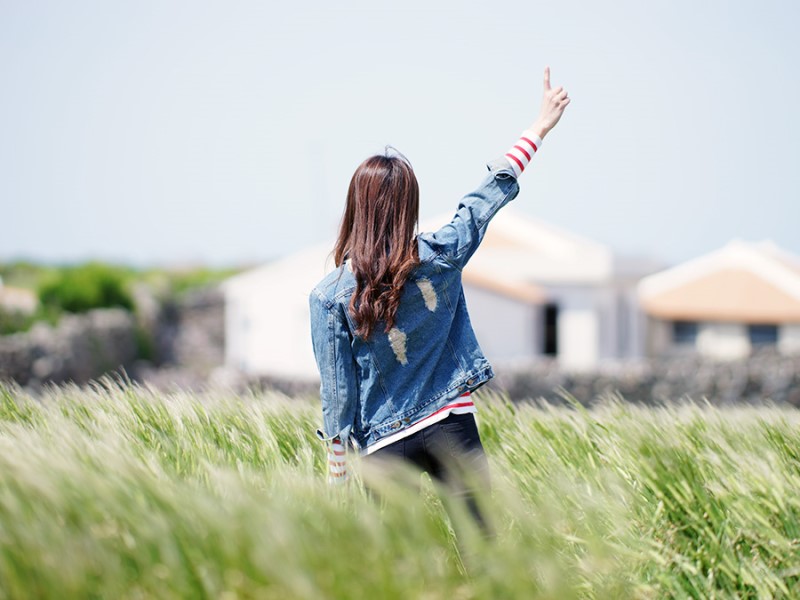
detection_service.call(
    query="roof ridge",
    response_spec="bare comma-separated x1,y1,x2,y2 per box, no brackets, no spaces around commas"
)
639,240,800,303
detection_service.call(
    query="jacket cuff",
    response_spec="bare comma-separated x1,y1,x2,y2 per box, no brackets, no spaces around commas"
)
486,157,517,178
316,427,358,450
316,428,337,442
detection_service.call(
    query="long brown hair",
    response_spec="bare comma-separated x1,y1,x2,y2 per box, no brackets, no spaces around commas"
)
334,152,420,340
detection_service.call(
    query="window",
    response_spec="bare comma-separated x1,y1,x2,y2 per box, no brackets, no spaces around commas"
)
749,324,778,346
672,321,698,345
542,303,558,356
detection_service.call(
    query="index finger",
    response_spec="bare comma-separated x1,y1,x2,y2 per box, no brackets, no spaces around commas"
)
544,66,551,90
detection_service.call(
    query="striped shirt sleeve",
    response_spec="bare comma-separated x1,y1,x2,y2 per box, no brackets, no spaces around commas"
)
504,130,543,177
327,438,347,485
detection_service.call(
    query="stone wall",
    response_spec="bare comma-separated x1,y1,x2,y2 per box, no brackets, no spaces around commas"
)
218,350,800,407
0,285,226,393
0,308,138,389
129,285,226,391
153,286,225,371
3,285,797,408
488,349,800,406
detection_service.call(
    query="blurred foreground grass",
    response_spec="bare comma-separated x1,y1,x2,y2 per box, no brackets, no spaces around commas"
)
1,377,799,599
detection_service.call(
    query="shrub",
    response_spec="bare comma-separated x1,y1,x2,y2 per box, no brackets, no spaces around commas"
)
0,260,58,290
0,304,61,335
38,262,135,314
0,307,35,335
165,266,243,296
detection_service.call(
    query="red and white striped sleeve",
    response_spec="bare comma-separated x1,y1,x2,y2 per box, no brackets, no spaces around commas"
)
327,438,347,485
504,129,543,177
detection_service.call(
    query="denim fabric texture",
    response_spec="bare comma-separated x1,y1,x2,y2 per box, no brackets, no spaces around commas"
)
309,157,519,451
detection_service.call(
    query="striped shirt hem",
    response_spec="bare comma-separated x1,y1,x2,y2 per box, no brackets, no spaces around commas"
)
364,393,476,455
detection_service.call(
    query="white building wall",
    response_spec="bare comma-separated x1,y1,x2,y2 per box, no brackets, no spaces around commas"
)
559,307,599,371
595,287,618,361
448,281,644,369
619,286,648,360
645,319,800,359
222,247,333,380
224,297,245,370
696,322,750,360
544,286,601,371
566,283,647,363
463,285,539,364
225,280,319,379
779,324,800,355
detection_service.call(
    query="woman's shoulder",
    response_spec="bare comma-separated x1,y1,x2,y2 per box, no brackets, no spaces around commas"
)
416,231,449,262
415,231,466,272
310,263,356,308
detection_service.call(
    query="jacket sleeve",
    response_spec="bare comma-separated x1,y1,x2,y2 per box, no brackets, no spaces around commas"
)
423,157,521,270
309,290,359,446
423,130,542,270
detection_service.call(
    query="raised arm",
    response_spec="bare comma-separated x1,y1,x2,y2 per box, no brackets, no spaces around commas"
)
504,66,570,176
424,66,570,267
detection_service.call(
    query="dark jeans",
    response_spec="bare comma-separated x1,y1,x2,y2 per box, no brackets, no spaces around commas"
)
365,412,492,537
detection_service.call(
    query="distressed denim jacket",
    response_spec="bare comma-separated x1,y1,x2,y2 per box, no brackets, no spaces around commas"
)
309,157,520,452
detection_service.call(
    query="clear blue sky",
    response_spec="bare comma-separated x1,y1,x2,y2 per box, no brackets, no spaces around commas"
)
2,0,798,268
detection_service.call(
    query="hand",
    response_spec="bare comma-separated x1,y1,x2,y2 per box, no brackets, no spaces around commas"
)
530,66,570,139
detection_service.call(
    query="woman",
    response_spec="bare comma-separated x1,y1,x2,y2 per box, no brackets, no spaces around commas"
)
309,67,570,525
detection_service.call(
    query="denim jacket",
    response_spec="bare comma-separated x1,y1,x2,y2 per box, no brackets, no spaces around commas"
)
309,156,520,452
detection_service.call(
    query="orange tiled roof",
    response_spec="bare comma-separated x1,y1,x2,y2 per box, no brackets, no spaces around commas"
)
641,268,800,323
462,269,545,304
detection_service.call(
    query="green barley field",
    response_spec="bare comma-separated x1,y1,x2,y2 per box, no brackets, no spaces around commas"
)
1,375,800,599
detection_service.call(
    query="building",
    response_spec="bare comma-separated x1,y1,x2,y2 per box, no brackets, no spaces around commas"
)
221,210,652,380
434,211,650,371
221,245,332,380
638,240,800,359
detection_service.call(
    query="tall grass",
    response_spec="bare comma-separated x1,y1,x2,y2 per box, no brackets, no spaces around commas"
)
0,376,799,599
